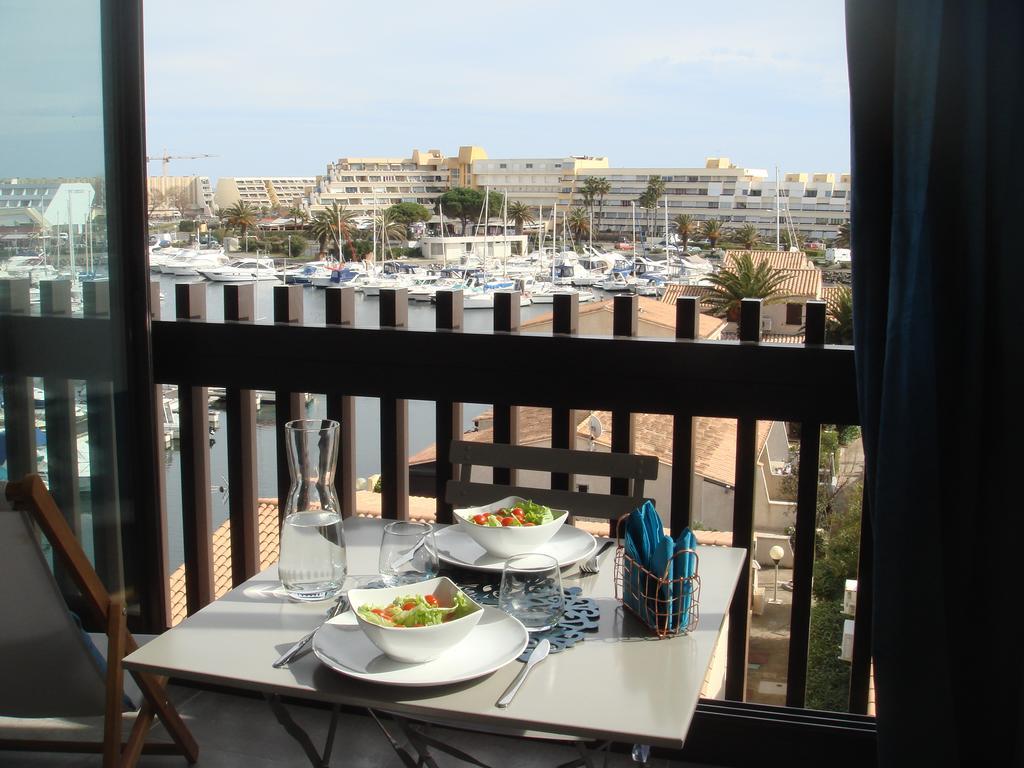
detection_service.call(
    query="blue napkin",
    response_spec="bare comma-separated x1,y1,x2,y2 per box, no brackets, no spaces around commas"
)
649,535,674,631
671,529,698,631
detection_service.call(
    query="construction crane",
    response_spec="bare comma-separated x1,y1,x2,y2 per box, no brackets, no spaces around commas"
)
146,150,217,177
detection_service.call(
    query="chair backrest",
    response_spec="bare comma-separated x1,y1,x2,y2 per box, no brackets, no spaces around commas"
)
0,481,108,718
445,440,659,521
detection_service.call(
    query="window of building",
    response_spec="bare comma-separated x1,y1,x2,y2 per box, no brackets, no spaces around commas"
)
786,303,803,325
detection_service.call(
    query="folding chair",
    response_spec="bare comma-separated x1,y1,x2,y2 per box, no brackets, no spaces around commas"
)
0,474,198,767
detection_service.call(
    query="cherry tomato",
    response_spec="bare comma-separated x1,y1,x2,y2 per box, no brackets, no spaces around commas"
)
511,506,524,517
424,594,439,607
371,608,385,616
501,517,518,526
402,601,417,611
473,513,489,525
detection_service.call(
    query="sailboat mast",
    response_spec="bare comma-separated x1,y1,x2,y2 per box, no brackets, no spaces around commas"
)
438,201,447,268
775,166,781,250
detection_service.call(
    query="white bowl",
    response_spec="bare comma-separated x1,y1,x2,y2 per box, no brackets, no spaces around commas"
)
453,496,568,558
347,577,482,663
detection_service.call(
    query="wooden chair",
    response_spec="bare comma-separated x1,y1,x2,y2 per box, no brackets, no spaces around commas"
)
446,440,659,530
0,475,198,767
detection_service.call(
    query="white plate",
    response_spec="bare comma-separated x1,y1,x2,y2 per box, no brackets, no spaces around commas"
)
434,525,597,572
313,606,528,687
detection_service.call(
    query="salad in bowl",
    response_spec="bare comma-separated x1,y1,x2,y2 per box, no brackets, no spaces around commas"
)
347,577,483,663
453,496,568,558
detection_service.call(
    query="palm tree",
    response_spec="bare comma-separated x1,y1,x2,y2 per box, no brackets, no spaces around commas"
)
833,221,851,248
701,218,724,249
566,207,590,243
639,175,666,239
374,208,407,258
735,224,761,250
309,202,355,259
506,201,534,236
287,205,308,230
826,285,854,344
221,201,257,243
705,252,790,320
673,214,696,251
589,177,611,234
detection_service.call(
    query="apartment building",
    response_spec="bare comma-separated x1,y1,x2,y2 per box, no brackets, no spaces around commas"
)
213,177,316,213
0,179,95,230
471,155,609,209
147,175,213,218
312,147,487,218
571,158,850,241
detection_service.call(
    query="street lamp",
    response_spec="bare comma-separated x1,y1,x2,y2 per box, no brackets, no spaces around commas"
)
769,545,785,605
287,234,292,259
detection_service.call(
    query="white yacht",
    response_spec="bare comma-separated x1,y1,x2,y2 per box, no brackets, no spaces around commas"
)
529,283,597,304
1,254,60,283
160,249,230,276
199,257,279,282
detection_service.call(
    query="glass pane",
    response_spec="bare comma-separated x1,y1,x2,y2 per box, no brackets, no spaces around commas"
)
0,0,141,622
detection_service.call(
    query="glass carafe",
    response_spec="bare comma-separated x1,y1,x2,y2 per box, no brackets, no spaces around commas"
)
279,418,347,601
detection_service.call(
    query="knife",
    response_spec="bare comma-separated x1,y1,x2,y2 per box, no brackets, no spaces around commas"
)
272,596,348,668
496,639,550,708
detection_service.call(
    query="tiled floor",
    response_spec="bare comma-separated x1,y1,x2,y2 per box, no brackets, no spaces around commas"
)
0,686,710,767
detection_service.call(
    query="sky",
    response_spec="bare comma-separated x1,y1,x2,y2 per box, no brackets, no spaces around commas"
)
143,0,850,182
0,1,850,182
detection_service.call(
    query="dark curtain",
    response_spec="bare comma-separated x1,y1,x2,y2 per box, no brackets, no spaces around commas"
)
847,1,1024,765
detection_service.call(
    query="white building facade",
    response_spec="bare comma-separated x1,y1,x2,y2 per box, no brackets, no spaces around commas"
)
0,180,96,231
213,177,316,213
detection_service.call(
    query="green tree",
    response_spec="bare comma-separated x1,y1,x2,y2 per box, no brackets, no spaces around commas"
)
506,201,535,236
309,202,354,258
705,252,790,319
343,237,373,261
673,213,696,251
638,175,666,239
735,224,761,250
287,233,308,258
374,208,408,258
826,285,854,344
387,202,432,235
566,207,590,242
700,218,723,249
221,201,257,242
833,221,851,248
581,176,604,227
589,177,611,234
287,205,308,230
781,228,805,251
438,188,503,234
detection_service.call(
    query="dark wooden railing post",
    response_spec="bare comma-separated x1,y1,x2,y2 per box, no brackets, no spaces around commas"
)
493,292,521,486
174,282,213,613
83,281,125,597
39,281,81,539
380,288,409,520
224,284,260,585
787,300,826,707
610,295,638,521
725,297,763,702
551,293,579,491
325,286,357,519
434,290,464,524
670,296,700,535
149,281,171,629
273,285,304,524
0,279,35,482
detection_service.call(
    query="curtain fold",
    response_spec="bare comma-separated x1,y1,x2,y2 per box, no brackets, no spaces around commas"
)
847,1,1024,764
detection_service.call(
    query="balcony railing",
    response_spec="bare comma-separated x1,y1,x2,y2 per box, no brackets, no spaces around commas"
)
0,278,876,763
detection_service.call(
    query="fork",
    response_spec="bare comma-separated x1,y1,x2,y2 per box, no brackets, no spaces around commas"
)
272,595,348,668
579,540,617,575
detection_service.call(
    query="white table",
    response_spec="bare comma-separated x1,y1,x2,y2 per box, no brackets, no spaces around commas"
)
126,517,744,763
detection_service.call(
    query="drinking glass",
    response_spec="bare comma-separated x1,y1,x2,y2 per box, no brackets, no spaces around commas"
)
378,521,438,586
279,419,347,601
499,553,565,632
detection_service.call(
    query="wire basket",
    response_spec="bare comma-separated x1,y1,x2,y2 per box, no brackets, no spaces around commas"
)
614,541,701,638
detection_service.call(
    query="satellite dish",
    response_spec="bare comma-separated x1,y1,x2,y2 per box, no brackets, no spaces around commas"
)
587,414,604,441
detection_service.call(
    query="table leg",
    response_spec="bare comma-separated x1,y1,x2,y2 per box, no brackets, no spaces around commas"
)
265,693,340,768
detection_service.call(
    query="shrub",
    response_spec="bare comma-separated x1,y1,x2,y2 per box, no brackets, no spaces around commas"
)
806,598,851,711
837,425,861,446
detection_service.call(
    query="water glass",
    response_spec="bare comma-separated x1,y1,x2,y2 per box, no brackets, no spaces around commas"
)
279,418,347,601
378,521,438,586
499,553,565,632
